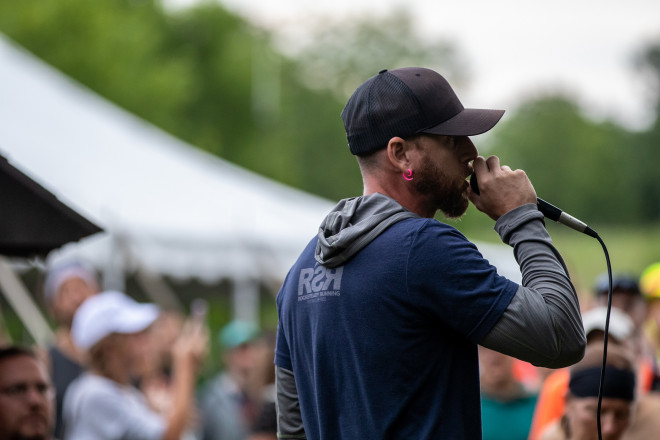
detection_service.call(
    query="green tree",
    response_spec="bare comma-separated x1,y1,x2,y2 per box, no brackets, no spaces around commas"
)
0,0,194,133
487,95,638,225
288,8,466,99
162,4,260,161
635,41,660,221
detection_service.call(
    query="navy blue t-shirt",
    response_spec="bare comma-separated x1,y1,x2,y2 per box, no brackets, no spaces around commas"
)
275,217,518,439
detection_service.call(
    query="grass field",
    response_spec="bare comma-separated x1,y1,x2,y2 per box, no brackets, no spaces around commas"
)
549,222,660,299
464,220,660,303
449,203,660,301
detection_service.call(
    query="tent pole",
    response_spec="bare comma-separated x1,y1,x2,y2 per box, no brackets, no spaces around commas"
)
0,303,12,344
0,256,53,345
135,265,183,312
233,277,259,325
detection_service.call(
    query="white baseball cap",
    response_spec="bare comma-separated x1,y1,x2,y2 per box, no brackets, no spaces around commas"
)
43,259,99,302
71,291,159,350
582,306,634,342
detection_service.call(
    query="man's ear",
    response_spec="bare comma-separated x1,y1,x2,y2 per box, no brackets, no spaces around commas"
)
386,136,414,172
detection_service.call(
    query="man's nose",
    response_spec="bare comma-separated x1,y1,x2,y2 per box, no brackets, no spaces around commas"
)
25,386,50,408
600,413,619,436
26,389,43,405
457,136,477,160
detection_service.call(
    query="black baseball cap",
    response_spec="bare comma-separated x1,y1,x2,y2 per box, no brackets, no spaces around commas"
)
594,273,641,298
341,67,505,155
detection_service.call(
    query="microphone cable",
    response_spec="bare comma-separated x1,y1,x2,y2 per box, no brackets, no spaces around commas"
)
521,197,612,439
469,173,612,440
540,205,611,440
593,233,612,440
542,211,611,440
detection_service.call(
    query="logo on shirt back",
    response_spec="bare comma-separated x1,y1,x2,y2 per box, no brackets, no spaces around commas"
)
297,265,343,302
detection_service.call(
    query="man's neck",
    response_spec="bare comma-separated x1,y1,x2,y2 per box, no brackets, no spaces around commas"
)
363,181,434,218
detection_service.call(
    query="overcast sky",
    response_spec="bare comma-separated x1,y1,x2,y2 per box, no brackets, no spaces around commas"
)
168,0,660,131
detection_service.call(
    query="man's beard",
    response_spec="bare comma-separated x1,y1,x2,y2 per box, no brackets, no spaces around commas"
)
413,160,469,218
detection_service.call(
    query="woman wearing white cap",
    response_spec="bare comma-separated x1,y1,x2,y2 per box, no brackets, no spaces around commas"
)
62,291,207,440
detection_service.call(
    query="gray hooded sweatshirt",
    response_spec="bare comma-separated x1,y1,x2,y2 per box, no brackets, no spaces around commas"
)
315,192,420,268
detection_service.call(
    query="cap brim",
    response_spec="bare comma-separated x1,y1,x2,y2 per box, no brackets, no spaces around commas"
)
581,307,632,342
116,304,159,335
421,108,505,136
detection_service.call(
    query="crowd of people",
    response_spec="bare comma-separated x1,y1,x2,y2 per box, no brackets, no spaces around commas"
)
0,259,278,440
479,265,660,440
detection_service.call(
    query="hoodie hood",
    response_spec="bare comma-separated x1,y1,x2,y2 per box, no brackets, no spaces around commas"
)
315,193,420,268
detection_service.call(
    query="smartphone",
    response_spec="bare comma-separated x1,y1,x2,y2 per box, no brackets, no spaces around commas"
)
190,298,208,324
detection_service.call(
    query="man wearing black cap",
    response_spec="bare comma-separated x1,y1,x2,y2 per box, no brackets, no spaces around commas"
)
593,273,647,331
274,67,586,439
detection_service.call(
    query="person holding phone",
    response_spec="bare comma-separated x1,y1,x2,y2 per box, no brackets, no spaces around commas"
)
62,291,207,440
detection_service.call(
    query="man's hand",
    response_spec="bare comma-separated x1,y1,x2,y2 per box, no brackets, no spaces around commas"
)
468,155,537,220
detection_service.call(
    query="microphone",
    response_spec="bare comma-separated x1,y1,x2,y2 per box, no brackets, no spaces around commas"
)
469,174,598,238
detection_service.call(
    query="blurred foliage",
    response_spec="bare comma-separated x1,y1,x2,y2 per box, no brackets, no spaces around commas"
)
283,8,466,98
487,95,639,224
635,41,660,220
0,0,193,134
549,223,660,302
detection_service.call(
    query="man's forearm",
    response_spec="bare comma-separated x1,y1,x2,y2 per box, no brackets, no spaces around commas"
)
481,204,586,368
275,366,306,439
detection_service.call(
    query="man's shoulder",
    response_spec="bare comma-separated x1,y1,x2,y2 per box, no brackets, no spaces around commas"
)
391,217,474,257
390,216,466,236
368,216,465,247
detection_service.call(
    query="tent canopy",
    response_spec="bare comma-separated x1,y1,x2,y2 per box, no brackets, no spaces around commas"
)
0,35,334,282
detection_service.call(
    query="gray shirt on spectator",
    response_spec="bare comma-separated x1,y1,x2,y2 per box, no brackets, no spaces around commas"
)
63,372,165,440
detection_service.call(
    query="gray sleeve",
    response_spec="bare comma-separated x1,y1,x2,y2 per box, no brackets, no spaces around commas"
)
275,366,306,439
480,204,586,369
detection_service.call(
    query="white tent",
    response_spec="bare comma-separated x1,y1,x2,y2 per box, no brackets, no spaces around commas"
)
0,35,336,287
0,35,521,322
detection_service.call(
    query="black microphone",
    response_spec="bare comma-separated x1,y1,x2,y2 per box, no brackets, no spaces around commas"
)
469,173,598,238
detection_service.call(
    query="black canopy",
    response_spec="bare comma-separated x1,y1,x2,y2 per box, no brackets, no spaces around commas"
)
0,154,102,258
